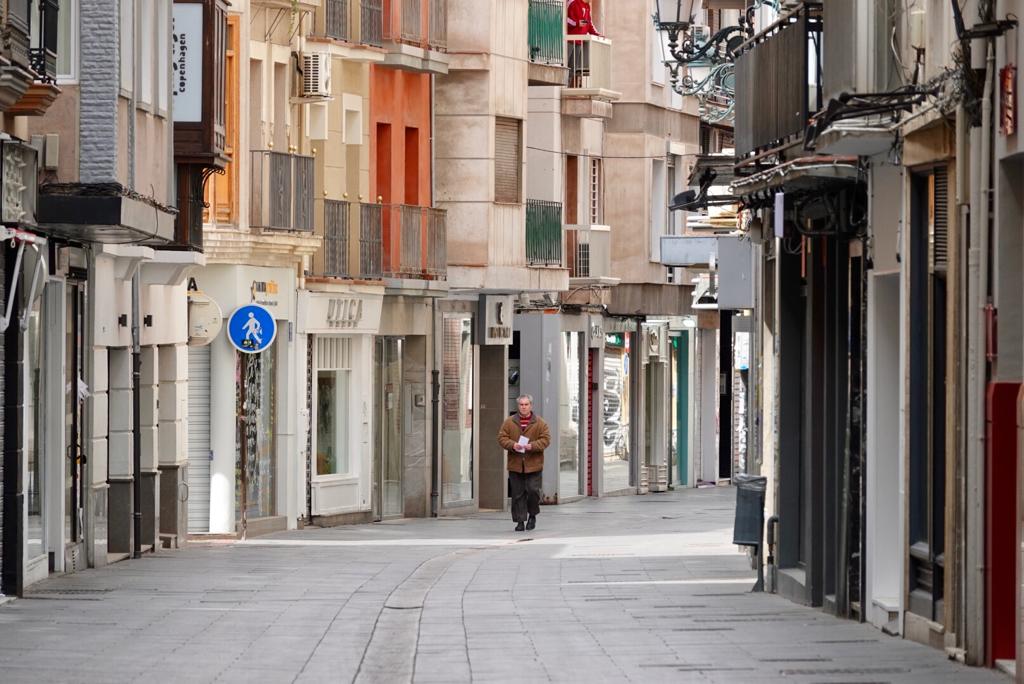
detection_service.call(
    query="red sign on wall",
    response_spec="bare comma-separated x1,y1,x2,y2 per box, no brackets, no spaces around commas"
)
1000,64,1017,136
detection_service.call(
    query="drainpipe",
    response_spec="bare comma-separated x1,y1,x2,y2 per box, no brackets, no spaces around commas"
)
430,298,440,517
131,268,142,559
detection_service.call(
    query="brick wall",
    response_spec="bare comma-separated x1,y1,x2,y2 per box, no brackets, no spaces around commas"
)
78,0,120,183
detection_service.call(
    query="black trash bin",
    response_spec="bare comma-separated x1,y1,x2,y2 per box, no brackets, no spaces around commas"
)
732,473,767,547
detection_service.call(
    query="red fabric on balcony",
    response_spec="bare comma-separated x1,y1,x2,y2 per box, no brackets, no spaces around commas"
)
567,0,600,35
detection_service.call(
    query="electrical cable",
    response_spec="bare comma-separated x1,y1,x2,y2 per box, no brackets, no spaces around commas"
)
526,144,701,159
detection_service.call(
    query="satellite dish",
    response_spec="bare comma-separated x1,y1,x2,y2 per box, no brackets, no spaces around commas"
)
188,292,224,347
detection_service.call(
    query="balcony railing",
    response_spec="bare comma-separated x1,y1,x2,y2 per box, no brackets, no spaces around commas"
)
566,224,611,280
566,35,613,91
310,200,386,279
324,0,352,41
529,0,563,65
361,0,384,46
379,0,445,50
29,0,58,84
526,199,563,267
250,151,315,232
734,3,822,158
380,204,447,279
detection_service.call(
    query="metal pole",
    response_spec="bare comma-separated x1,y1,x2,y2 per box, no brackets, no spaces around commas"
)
240,354,248,539
131,270,142,559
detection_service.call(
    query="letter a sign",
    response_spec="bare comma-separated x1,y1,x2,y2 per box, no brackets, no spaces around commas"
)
228,304,277,354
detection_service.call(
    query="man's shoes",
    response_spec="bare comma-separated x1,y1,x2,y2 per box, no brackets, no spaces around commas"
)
526,515,536,531
515,522,526,532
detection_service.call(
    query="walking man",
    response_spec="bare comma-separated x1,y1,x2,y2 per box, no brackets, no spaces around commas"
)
498,395,550,532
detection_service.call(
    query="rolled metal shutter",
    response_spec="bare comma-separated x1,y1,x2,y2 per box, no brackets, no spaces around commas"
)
494,117,522,203
187,346,212,533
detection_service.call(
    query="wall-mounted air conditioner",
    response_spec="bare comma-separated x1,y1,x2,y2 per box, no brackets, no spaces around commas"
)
301,52,332,98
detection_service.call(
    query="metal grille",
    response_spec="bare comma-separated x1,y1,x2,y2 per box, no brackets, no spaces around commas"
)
361,0,384,46
528,0,563,65
526,199,563,266
567,228,591,278
930,168,949,272
325,0,351,41
324,200,351,277
398,205,423,276
360,203,383,278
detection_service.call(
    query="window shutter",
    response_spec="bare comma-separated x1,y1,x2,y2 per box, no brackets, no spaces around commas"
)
494,117,522,204
930,167,949,273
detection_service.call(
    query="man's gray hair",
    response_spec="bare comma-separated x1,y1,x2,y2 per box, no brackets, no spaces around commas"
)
517,394,534,404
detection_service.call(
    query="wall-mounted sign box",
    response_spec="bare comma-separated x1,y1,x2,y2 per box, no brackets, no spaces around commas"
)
173,0,230,168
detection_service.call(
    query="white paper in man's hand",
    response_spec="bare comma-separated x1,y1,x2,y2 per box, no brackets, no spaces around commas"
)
516,436,529,452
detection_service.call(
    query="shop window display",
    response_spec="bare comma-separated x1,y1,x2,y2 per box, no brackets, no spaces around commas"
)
236,349,276,521
560,332,582,498
602,332,631,493
442,316,474,504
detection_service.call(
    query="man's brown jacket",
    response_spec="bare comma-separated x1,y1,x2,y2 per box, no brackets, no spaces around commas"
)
497,413,551,474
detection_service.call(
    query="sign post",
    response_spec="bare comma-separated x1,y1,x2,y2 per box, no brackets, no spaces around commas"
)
227,305,277,537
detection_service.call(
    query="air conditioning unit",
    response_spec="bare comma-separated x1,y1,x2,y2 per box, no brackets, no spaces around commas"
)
301,52,332,98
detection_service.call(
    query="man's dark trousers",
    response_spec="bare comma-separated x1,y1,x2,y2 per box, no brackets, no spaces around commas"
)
509,471,542,523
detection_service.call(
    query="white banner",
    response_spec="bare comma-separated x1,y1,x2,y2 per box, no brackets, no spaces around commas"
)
172,4,203,123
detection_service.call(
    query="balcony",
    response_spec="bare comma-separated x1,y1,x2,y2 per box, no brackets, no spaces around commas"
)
310,200,387,279
377,0,448,74
734,3,822,159
8,0,60,116
566,224,615,284
380,204,446,280
528,0,566,86
525,200,563,267
250,151,315,232
563,35,619,118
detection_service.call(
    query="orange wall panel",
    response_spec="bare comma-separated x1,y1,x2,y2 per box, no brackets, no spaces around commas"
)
369,66,432,206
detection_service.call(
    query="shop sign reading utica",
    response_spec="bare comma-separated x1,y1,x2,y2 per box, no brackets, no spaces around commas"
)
326,297,363,329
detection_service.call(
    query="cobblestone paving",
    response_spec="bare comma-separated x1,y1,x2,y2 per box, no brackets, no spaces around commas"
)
0,487,1005,683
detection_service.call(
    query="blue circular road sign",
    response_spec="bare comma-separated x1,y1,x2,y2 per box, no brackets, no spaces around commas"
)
227,304,277,354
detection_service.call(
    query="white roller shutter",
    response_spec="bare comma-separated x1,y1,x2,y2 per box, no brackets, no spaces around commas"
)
187,346,212,533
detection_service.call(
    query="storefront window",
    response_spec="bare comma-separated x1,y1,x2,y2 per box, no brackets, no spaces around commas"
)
236,348,276,521
602,332,631,493
442,316,474,504
316,369,351,476
560,332,582,498
24,264,44,562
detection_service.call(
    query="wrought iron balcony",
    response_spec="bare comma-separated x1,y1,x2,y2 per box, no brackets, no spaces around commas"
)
566,224,611,280
380,204,446,279
250,151,315,232
380,0,447,52
526,199,563,267
309,200,384,279
529,0,563,65
29,0,58,84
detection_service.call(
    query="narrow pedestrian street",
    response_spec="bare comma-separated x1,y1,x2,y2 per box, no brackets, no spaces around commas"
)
0,487,998,684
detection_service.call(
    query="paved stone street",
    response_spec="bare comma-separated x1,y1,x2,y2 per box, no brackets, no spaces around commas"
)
0,487,1003,683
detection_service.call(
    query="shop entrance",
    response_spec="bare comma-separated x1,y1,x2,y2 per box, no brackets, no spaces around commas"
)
374,338,403,520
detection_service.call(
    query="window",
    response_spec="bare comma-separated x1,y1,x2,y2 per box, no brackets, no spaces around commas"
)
157,0,169,113
120,0,134,94
566,155,579,223
136,0,155,106
651,159,667,261
494,117,522,204
315,337,353,476
29,0,76,81
205,15,240,224
249,59,264,149
589,157,603,224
